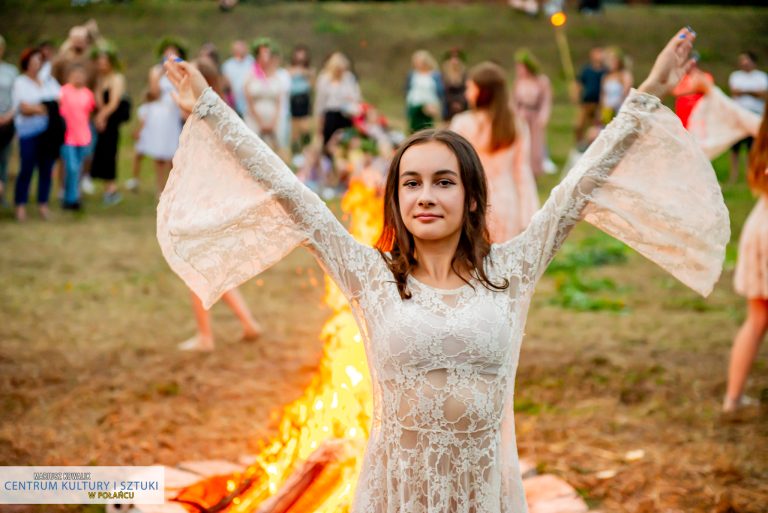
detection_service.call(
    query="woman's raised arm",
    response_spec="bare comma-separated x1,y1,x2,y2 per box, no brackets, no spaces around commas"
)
157,60,376,308
492,28,729,297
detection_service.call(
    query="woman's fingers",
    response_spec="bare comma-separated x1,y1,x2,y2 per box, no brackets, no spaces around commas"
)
164,62,185,88
682,57,696,76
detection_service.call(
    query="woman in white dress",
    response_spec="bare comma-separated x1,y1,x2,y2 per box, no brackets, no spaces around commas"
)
135,40,185,194
244,40,283,152
158,29,728,513
600,46,633,125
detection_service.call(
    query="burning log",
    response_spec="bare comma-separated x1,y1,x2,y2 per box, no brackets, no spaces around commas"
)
172,465,269,513
255,439,356,513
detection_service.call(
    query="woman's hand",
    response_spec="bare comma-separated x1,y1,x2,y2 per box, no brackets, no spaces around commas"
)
639,27,697,98
163,60,209,116
95,112,107,132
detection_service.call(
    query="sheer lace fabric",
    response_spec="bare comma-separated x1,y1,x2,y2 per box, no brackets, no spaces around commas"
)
157,88,729,513
687,86,761,159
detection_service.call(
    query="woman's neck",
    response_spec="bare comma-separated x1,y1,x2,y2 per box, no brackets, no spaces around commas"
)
412,234,468,286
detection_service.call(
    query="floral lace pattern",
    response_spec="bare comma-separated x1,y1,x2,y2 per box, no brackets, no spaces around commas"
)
157,88,729,513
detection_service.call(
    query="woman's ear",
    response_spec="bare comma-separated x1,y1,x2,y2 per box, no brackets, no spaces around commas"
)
470,199,478,212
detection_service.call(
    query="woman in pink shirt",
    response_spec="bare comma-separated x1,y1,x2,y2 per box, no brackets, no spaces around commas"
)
59,63,95,210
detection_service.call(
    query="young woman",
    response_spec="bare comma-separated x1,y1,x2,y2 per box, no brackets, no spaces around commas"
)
513,49,553,177
288,45,315,154
158,29,728,512
600,46,633,125
725,106,768,413
405,50,443,133
243,39,284,152
441,47,468,122
90,43,127,205
129,39,186,195
314,52,361,149
450,62,539,242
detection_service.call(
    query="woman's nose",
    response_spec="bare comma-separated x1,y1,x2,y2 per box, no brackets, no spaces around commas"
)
417,185,436,206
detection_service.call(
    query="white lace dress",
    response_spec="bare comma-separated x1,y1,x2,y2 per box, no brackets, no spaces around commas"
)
157,88,729,513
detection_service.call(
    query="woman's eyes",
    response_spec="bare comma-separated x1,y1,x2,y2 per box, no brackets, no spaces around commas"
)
401,179,455,188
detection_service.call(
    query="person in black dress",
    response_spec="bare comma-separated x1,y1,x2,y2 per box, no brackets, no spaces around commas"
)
91,43,127,205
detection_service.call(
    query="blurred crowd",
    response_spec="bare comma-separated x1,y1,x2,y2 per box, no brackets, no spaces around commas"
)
0,20,765,221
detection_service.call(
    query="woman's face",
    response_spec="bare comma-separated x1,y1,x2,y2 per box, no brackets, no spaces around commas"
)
398,141,466,244
257,46,272,65
293,49,307,66
163,46,180,61
515,62,530,78
413,55,426,72
96,54,112,74
68,68,86,88
464,79,479,108
606,52,620,72
27,53,42,75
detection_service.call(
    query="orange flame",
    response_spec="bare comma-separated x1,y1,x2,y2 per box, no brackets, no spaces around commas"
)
197,178,383,512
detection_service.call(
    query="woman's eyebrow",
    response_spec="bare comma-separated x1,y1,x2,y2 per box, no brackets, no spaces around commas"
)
400,169,459,178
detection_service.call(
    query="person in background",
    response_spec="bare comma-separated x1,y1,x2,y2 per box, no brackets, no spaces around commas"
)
52,26,95,87
196,44,226,98
244,38,284,152
126,38,185,195
59,63,96,210
725,106,768,413
221,40,254,117
451,62,539,242
574,46,606,148
37,40,56,83
672,57,713,129
600,46,633,125
513,48,553,176
274,45,293,162
0,35,19,206
179,289,263,352
728,51,768,183
288,44,315,155
90,42,126,205
12,47,61,221
53,27,99,196
441,47,468,123
314,52,361,150
174,58,263,352
405,50,443,133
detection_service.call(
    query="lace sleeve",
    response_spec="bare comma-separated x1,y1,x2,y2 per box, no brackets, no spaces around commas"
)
157,88,375,308
492,89,729,297
687,86,761,159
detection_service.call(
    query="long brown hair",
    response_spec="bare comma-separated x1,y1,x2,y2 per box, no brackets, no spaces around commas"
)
469,62,516,152
748,107,768,195
376,129,509,299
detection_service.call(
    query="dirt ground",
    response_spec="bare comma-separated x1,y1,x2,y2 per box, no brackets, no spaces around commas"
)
0,187,765,513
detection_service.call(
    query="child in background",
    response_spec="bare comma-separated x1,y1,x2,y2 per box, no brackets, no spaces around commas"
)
59,63,96,210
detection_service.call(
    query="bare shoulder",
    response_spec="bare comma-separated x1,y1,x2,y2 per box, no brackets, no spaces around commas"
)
449,110,474,133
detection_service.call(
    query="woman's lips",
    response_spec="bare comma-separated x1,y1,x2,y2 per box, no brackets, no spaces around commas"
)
414,214,442,222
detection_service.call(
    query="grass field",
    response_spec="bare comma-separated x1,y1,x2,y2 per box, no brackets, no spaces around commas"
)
1,2,767,512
